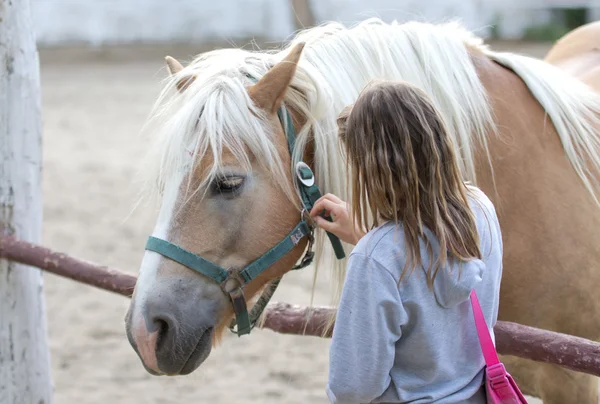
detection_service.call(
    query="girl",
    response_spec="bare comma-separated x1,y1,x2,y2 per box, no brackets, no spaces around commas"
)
311,81,503,403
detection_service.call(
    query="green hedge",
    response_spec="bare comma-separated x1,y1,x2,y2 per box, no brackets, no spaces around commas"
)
520,7,588,42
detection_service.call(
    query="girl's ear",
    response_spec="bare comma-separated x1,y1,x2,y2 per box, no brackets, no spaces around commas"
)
337,104,354,139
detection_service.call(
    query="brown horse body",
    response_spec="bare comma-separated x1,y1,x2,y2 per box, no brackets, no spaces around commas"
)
546,21,600,92
470,28,600,402
125,20,600,403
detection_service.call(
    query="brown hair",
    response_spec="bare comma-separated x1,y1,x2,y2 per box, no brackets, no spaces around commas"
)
339,80,481,285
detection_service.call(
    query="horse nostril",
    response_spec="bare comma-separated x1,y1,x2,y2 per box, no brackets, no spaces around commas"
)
153,316,174,351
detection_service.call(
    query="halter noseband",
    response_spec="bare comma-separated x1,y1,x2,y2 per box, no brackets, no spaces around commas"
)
145,102,345,336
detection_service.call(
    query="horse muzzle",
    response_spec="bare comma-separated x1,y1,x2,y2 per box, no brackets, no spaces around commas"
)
124,274,222,375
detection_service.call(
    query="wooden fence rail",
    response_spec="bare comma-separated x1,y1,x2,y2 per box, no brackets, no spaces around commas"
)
1,233,599,377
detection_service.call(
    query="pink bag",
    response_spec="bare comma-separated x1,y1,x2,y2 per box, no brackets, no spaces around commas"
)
470,290,528,404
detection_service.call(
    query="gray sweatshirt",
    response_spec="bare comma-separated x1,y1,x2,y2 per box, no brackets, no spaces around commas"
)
326,188,503,403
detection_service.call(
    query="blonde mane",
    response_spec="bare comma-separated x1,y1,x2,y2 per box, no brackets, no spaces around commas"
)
141,18,600,313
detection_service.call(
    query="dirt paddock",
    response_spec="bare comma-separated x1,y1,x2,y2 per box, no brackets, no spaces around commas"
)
39,41,553,403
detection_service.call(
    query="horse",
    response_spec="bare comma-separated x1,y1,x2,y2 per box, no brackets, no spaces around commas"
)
124,18,600,403
545,21,600,92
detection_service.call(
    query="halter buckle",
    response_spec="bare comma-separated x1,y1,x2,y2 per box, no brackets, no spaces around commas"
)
301,208,316,229
220,267,248,293
296,161,315,187
298,250,315,268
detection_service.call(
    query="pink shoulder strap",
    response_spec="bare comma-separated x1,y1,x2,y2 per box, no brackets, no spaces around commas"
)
470,290,500,366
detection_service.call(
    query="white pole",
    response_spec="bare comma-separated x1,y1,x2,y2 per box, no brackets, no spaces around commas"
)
0,0,54,402
290,0,316,30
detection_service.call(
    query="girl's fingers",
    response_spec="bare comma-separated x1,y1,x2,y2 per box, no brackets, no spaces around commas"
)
311,198,342,217
313,216,339,234
310,197,328,215
310,199,331,217
311,194,344,213
321,193,343,204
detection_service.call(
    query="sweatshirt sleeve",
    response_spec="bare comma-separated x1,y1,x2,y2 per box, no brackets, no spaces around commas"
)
326,253,406,404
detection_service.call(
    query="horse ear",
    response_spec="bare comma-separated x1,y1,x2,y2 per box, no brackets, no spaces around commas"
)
165,56,197,92
248,42,305,114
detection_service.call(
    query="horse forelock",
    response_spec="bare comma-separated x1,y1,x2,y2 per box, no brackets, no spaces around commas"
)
140,48,301,208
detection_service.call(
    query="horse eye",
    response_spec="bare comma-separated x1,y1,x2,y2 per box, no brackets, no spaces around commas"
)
213,176,245,197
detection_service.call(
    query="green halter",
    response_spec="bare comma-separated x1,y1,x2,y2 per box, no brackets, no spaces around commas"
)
145,100,345,336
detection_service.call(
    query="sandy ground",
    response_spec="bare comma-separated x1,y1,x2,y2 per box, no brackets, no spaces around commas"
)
38,41,552,404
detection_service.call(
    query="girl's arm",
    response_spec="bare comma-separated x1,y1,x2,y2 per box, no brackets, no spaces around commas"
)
326,253,406,404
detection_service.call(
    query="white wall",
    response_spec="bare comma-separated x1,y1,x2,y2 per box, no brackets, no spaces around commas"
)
311,0,494,36
32,0,294,46
30,0,600,46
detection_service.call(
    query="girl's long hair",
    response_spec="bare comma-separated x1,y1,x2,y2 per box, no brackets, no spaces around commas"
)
339,80,482,286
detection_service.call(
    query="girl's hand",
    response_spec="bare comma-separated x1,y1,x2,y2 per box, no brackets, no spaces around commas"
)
310,193,366,246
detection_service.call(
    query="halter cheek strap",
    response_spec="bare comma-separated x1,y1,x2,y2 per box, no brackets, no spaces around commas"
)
279,104,344,259
145,220,312,335
296,162,345,260
144,102,345,336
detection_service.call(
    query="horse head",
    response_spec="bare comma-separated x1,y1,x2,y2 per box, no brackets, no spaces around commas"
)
124,43,325,375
